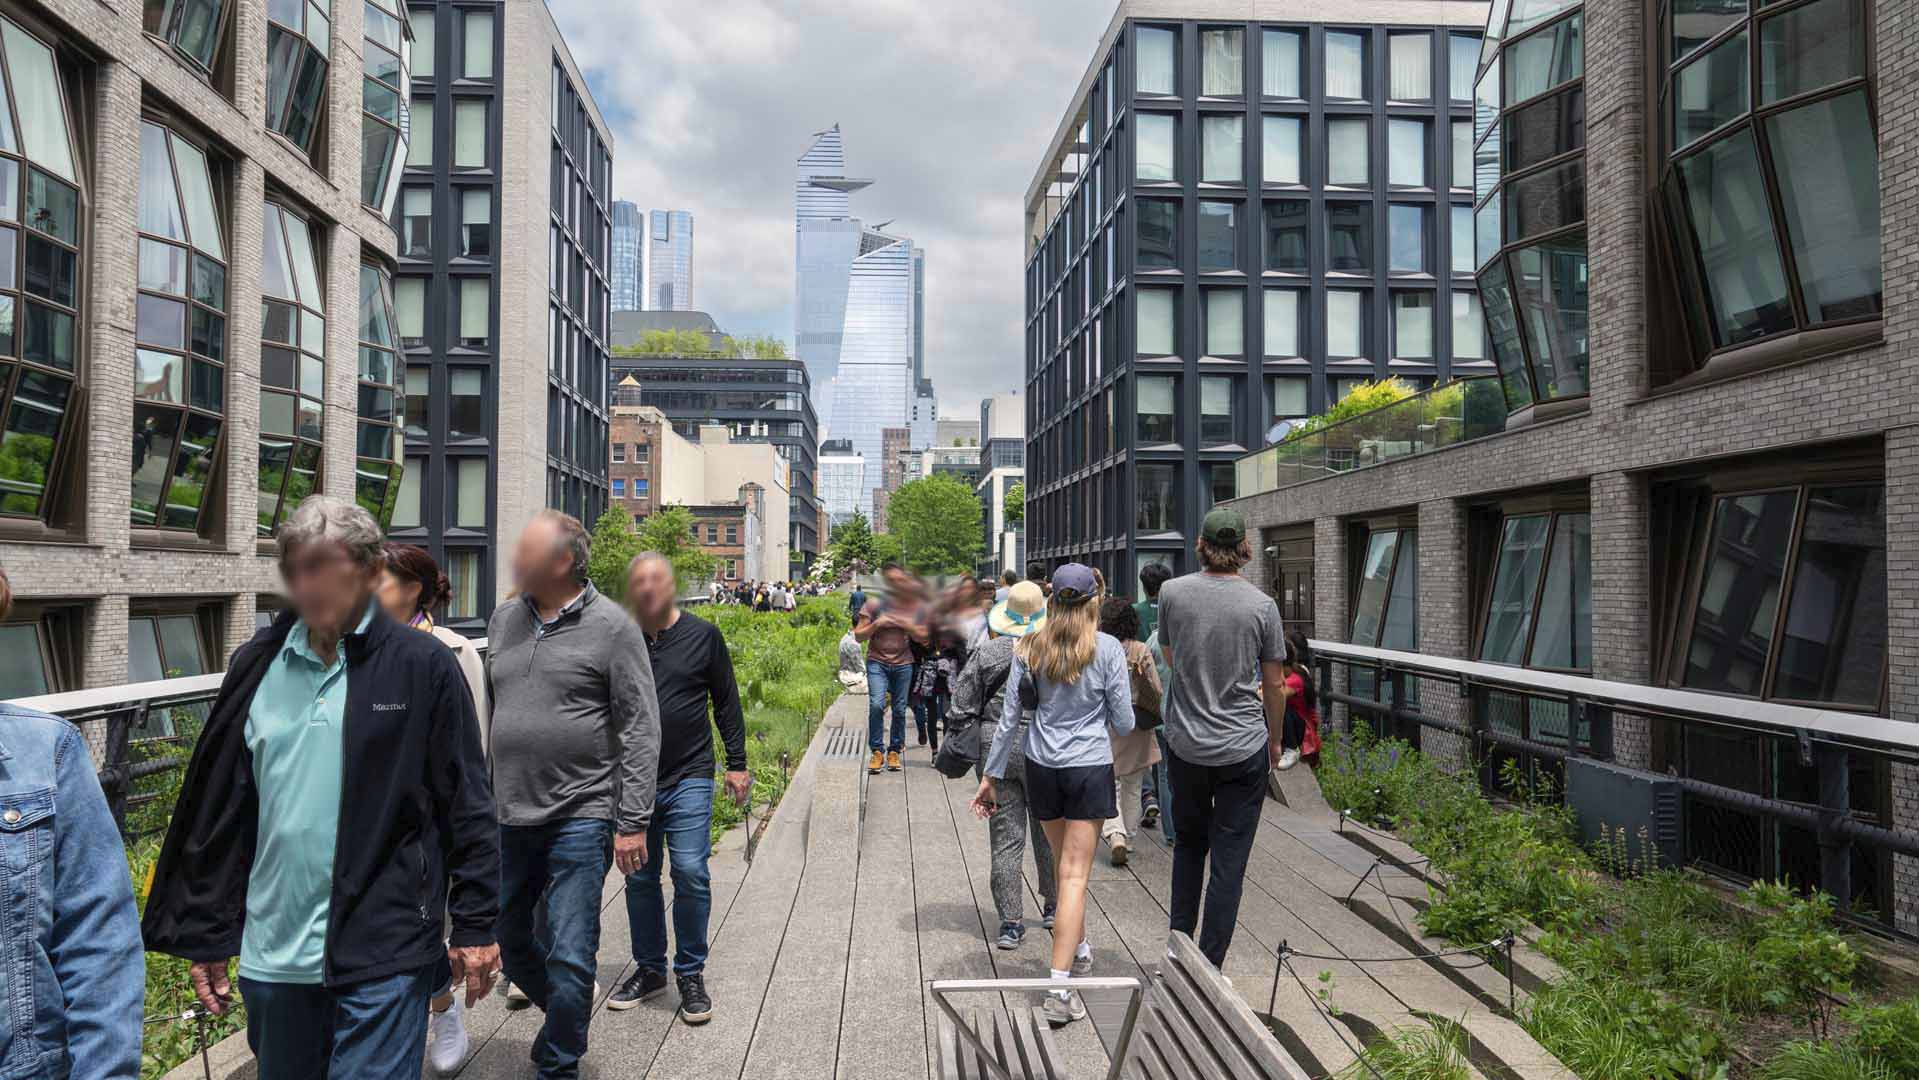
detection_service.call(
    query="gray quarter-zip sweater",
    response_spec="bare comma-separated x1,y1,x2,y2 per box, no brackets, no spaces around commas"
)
485,585,660,831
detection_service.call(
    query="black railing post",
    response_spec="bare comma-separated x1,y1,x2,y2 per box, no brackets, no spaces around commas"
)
1581,699,1614,762
101,705,138,837
1386,667,1412,749
1815,742,1853,914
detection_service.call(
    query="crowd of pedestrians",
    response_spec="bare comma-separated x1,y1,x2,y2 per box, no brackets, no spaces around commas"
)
2,490,1317,1074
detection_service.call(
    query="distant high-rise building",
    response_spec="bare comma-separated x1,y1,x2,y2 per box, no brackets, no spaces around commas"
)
610,200,644,312
649,209,694,311
817,439,866,530
978,393,1025,576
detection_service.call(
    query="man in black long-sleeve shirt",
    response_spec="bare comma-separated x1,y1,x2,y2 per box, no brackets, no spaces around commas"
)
608,553,749,1025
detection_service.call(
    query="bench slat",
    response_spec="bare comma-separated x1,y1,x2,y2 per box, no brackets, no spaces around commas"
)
1164,934,1314,1080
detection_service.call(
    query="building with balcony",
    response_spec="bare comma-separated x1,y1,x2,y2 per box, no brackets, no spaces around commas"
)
0,0,411,694
388,0,611,630
609,355,820,565
610,198,643,312
1229,0,1915,936
649,207,694,311
1024,2,1493,594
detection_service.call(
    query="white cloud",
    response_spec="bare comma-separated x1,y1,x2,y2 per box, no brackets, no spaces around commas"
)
549,0,1114,413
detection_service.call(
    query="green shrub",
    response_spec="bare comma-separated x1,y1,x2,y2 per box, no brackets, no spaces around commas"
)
1842,998,1919,1075
1758,1041,1897,1080
1522,972,1723,1080
1338,1021,1473,1080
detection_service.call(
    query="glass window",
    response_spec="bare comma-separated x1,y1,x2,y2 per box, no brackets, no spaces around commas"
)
1389,119,1427,187
1135,374,1176,445
1511,234,1590,398
1451,205,1474,274
454,456,485,527
1393,292,1433,358
1327,202,1371,272
1197,201,1238,271
462,8,492,79
1136,112,1176,182
1449,33,1479,101
1766,92,1881,323
1261,115,1301,185
1263,29,1302,97
144,0,230,71
1476,191,1502,269
403,362,428,435
1199,375,1235,446
1264,198,1308,272
1674,31,1748,148
453,99,486,168
1480,511,1590,670
1137,26,1176,95
1351,529,1416,649
1759,0,1867,105
1505,158,1584,242
1673,0,1742,61
1452,291,1485,359
447,550,481,618
407,98,433,167
1674,130,1793,347
1773,486,1886,706
1327,117,1369,185
1137,197,1177,270
1269,375,1308,419
408,6,433,78
1389,33,1431,100
1201,115,1242,183
1327,290,1365,356
1264,288,1300,356
1480,514,1550,665
1136,462,1176,532
1389,204,1427,273
1137,288,1175,355
395,276,425,345
1451,121,1473,189
1204,289,1242,356
1684,491,1798,695
448,367,484,438
1325,31,1366,100
263,9,328,154
401,187,430,255
1505,12,1583,101
458,277,489,346
1200,28,1243,96
460,187,491,257
1506,87,1585,173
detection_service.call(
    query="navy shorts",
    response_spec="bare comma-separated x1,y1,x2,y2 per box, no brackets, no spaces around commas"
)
1024,762,1118,822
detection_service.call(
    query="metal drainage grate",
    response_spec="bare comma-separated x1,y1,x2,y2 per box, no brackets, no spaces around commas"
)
823,728,863,759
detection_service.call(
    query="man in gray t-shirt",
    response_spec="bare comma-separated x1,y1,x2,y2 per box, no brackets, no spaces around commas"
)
1154,508,1288,968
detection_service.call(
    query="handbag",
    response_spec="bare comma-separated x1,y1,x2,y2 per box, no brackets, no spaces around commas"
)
935,660,1014,780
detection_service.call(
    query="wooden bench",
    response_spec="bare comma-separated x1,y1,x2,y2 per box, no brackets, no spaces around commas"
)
931,934,1313,1079
1123,933,1314,1080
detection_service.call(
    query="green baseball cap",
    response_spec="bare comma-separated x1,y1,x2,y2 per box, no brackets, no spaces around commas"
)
1201,507,1247,545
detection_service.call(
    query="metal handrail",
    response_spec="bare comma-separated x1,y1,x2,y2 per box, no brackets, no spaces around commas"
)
1308,639,1919,758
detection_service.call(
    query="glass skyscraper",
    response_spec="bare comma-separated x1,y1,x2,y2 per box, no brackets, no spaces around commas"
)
795,125,921,517
649,209,695,310
610,200,644,312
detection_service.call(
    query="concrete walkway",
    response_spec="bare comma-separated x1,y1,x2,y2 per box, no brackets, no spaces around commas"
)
170,694,1569,1079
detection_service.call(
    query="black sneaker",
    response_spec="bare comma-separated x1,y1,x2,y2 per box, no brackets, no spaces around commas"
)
606,969,667,1011
677,973,713,1025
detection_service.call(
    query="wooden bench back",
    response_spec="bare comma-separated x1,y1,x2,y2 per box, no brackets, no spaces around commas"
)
1125,932,1314,1080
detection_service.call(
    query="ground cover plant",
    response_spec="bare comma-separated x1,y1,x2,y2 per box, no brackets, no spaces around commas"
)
1318,723,1918,1079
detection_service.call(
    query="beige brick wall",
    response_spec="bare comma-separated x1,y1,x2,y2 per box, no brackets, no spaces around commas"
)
0,0,395,686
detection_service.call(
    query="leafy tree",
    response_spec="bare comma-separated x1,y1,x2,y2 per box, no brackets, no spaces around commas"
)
827,511,879,572
872,530,903,568
736,335,789,359
614,329,740,357
886,475,982,575
635,504,719,594
1002,481,1025,527
586,508,644,601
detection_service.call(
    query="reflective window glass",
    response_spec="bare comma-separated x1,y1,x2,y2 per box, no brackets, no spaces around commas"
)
1452,291,1485,358
1389,119,1427,187
1672,0,1744,61
1511,234,1589,398
1674,129,1794,347
1135,375,1176,445
1685,491,1798,696
1389,204,1427,273
1759,0,1867,105
1325,31,1366,99
1393,292,1433,358
1201,115,1242,183
1328,202,1371,273
1201,28,1242,96
1136,112,1176,182
1262,115,1301,185
1264,198,1309,272
1674,30,1748,149
1137,197,1178,270
1504,158,1584,241
1136,288,1175,355
1529,513,1592,669
1480,514,1551,665
1449,33,1479,101
1137,27,1176,95
1506,87,1585,172
1766,92,1881,323
1504,12,1583,102
1199,375,1235,447
1197,201,1238,271
1389,33,1431,100
1264,288,1300,356
1327,289,1365,356
1452,205,1474,275
1263,30,1302,97
1136,463,1176,532
1328,117,1369,185
1452,121,1473,189
1774,486,1885,706
1204,289,1242,356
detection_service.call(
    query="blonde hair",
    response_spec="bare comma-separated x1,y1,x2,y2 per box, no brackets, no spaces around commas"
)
1017,591,1101,684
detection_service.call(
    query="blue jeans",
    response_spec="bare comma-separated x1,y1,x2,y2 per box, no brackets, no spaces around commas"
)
240,965,435,1079
499,818,613,1079
867,660,912,752
624,777,715,978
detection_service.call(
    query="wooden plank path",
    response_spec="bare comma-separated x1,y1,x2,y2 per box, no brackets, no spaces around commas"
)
169,695,1568,1079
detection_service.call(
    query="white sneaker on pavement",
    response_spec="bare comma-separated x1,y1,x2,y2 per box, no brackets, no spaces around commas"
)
1277,748,1300,771
426,997,469,1075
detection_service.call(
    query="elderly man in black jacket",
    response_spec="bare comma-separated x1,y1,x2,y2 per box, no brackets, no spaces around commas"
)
144,495,498,1079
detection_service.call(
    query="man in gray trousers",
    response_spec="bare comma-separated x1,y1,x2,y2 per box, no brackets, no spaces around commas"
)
487,510,660,1078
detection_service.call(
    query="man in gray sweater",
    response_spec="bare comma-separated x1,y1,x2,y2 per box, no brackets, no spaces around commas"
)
487,510,659,1078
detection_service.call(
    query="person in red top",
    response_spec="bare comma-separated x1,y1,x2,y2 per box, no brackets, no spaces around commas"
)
1276,631,1321,771
855,565,929,774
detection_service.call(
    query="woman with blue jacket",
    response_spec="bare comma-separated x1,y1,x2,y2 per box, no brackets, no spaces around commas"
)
971,563,1133,1027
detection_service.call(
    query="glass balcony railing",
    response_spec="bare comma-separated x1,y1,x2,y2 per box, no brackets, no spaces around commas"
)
1235,376,1509,497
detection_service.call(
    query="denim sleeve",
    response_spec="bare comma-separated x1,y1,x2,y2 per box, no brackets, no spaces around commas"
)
982,654,1024,781
51,726,143,1079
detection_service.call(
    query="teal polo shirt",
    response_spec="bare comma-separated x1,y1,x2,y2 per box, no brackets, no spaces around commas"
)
238,603,373,985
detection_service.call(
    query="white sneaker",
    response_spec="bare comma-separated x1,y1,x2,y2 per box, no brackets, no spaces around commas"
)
504,980,529,1005
1277,748,1300,771
426,997,469,1074
1109,835,1130,867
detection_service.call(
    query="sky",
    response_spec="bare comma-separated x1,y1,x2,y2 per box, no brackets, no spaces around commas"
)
549,0,1115,417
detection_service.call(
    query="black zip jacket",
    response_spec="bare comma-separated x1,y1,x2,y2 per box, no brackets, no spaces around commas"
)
142,607,499,986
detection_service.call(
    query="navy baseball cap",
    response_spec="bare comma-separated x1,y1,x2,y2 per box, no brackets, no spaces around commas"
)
1050,562,1099,603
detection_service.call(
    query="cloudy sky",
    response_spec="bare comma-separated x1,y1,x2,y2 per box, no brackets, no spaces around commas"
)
549,0,1115,415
